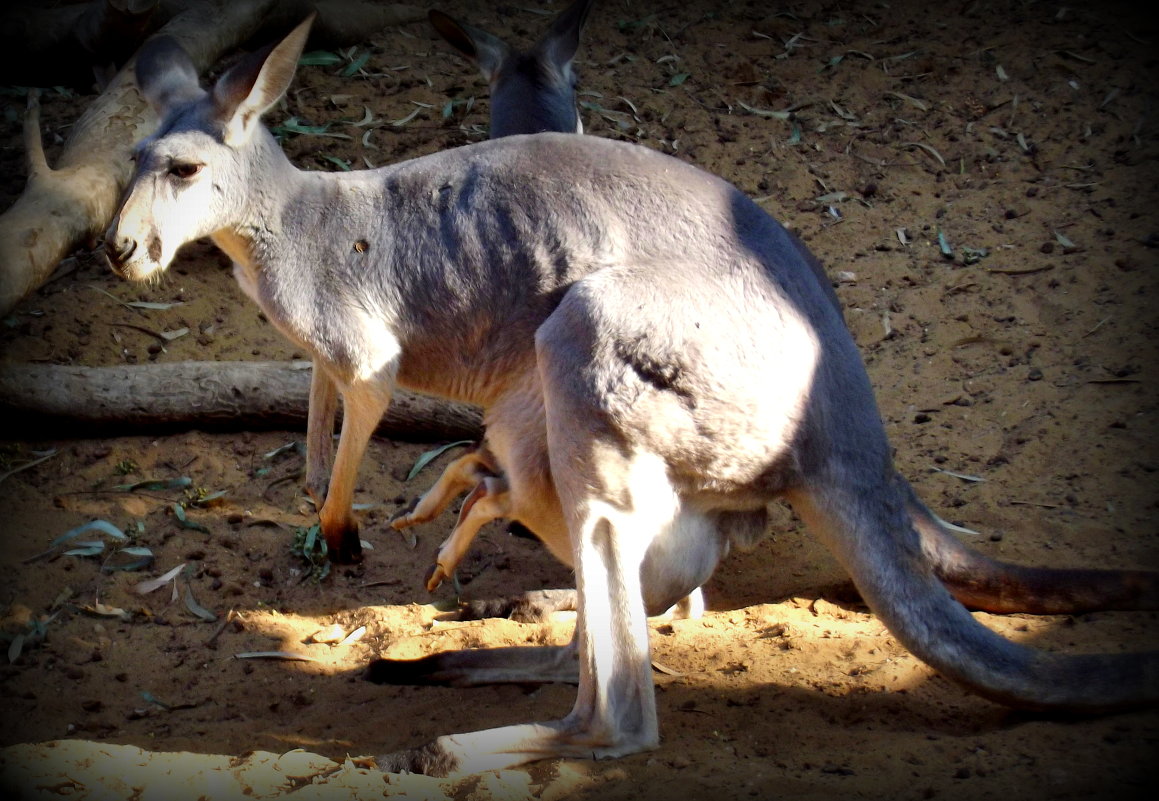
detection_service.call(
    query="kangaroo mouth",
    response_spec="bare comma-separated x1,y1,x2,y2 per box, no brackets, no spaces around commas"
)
105,249,163,283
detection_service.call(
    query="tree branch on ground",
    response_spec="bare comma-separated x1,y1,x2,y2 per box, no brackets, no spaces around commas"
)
0,362,483,442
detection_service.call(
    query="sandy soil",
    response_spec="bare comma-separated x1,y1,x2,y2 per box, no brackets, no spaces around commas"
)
1,0,1157,799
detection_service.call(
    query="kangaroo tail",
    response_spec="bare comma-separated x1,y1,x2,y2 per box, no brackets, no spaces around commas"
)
892,475,1159,614
789,478,1159,712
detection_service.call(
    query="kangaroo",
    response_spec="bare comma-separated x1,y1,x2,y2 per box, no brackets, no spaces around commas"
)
408,0,1158,621
396,0,627,608
428,0,594,137
304,0,596,573
107,17,1159,777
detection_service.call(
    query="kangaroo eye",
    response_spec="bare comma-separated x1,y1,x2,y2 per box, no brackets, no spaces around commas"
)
169,163,202,179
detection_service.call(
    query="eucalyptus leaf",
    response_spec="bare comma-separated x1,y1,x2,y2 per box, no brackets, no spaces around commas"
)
51,519,127,547
342,51,371,77
125,300,183,310
737,100,792,120
141,691,173,710
63,542,106,557
173,504,210,533
115,476,192,492
406,440,474,481
233,651,317,662
300,50,344,66
937,230,953,257
183,586,217,622
263,441,303,460
321,154,352,171
389,106,424,127
136,563,187,595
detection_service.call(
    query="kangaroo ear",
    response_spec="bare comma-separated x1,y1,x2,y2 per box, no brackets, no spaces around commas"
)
212,13,314,146
134,36,204,113
538,0,594,69
428,9,510,83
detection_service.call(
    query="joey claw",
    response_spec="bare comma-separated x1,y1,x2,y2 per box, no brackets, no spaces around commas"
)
425,562,448,592
389,497,419,529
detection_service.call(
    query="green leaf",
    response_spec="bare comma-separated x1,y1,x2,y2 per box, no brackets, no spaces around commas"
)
125,300,183,310
321,154,352,171
115,476,192,492
668,72,690,86
263,440,303,460
102,544,156,572
406,440,474,481
737,100,792,120
300,51,344,66
51,519,127,547
389,106,425,127
188,490,227,507
63,542,106,557
141,691,173,710
937,229,954,257
184,586,217,622
273,116,331,135
172,503,210,533
341,51,372,77
961,246,990,265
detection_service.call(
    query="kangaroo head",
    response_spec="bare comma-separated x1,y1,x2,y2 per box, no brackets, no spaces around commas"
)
104,15,313,282
429,0,594,137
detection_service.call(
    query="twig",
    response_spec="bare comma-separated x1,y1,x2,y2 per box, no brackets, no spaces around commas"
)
0,449,58,486
206,609,236,646
985,265,1055,275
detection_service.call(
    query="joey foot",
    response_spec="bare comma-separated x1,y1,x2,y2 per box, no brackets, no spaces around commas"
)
425,560,451,592
389,497,420,529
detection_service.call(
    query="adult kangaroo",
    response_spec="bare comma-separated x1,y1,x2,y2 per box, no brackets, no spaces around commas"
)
386,0,601,599
106,17,1159,776
305,0,597,572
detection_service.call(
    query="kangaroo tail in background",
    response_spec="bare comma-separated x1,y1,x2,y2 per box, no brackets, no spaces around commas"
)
790,479,1159,712
892,475,1159,614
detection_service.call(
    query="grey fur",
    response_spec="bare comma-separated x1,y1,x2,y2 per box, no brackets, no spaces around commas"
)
106,16,1158,778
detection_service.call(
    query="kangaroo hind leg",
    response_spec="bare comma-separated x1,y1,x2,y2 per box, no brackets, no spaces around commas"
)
376,287,681,774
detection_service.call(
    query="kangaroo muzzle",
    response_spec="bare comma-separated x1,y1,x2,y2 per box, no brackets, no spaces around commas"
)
104,234,137,273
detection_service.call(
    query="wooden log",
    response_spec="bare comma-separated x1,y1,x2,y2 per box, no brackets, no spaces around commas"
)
0,362,483,442
0,0,279,318
0,0,426,318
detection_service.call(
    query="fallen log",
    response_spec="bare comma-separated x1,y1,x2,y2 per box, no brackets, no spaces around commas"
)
0,361,483,442
0,0,278,318
0,0,426,318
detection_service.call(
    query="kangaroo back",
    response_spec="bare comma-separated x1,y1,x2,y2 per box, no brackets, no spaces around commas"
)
429,0,595,137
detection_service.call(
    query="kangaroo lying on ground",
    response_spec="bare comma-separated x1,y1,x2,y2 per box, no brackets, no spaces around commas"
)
107,16,1159,776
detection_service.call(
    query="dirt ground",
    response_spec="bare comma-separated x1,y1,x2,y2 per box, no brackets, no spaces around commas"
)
2,0,1158,798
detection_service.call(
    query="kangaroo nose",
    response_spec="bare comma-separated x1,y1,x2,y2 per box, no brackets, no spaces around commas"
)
105,235,137,266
